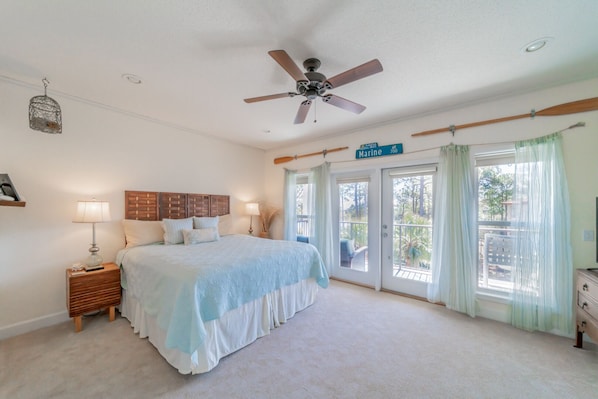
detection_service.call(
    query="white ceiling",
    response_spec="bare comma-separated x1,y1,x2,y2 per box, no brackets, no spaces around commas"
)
2,0,598,150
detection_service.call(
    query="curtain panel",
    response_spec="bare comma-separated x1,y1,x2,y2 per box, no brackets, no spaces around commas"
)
282,163,333,273
308,162,334,273
283,169,297,241
511,132,573,335
427,144,477,317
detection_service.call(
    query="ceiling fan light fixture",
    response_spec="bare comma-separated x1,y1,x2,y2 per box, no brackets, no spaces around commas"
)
305,89,318,100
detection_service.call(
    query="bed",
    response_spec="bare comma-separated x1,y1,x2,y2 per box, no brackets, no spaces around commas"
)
117,191,329,374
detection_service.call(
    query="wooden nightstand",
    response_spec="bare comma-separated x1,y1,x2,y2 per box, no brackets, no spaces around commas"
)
66,262,121,332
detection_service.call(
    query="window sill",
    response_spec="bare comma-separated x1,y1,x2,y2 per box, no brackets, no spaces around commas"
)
476,290,511,304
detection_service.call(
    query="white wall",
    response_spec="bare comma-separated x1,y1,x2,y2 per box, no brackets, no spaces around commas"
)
0,80,265,338
264,78,598,324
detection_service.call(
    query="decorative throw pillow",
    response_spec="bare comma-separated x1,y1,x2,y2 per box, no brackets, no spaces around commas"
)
122,219,164,247
217,214,232,236
162,218,193,245
182,227,219,245
193,216,221,239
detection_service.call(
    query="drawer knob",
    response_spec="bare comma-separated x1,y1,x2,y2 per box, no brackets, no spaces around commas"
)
582,283,589,291
581,321,587,328
581,302,588,310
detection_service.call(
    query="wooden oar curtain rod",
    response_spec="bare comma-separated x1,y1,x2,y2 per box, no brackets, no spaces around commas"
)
274,146,349,165
411,97,598,137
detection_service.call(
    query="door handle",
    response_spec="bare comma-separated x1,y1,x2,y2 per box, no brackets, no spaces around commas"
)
383,232,388,238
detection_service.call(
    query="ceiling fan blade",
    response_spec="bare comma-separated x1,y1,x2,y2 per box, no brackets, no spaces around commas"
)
294,100,312,124
324,59,383,89
322,94,366,114
244,92,293,103
268,50,308,84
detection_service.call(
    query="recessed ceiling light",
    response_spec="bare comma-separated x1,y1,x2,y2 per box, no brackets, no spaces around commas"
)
122,73,142,84
522,37,553,53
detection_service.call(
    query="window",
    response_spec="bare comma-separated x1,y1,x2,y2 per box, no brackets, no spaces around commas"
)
476,152,515,293
296,175,310,238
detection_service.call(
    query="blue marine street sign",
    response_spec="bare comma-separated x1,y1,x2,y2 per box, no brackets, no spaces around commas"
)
355,142,403,159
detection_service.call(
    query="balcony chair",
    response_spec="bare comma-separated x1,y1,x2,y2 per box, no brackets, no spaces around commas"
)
297,235,309,243
482,233,514,286
340,238,368,269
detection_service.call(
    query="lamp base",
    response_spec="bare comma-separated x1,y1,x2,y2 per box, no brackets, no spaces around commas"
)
84,252,104,271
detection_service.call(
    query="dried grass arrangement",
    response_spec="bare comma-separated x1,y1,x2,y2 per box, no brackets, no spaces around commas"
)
258,203,280,238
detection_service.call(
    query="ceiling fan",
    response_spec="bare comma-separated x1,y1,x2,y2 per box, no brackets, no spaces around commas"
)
244,50,383,124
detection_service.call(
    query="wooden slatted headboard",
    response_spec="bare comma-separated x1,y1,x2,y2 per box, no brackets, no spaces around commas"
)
125,190,230,220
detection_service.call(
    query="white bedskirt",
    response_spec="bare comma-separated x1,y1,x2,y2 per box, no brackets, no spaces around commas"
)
120,278,319,374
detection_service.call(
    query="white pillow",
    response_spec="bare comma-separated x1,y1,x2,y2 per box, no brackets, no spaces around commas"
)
193,216,219,229
193,216,220,240
122,219,164,248
162,218,193,245
217,214,232,236
182,228,219,245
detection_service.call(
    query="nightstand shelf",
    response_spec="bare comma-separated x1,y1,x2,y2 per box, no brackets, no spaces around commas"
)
66,262,121,332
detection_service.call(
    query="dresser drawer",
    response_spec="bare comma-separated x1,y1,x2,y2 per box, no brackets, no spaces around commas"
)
577,307,598,340
578,291,598,320
577,270,598,303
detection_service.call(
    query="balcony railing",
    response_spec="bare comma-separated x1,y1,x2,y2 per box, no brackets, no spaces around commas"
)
299,217,514,290
478,222,516,292
393,223,432,273
339,220,367,248
297,215,310,237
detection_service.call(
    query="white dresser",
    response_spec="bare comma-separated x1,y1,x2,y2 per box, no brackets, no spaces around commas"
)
575,269,598,348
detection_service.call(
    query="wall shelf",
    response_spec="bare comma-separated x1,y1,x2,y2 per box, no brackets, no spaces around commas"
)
0,173,24,207
0,200,26,207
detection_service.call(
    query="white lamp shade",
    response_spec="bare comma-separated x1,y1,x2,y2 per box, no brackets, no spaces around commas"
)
73,200,111,223
246,202,260,216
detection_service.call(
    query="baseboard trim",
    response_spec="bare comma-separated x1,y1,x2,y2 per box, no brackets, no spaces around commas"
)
0,311,70,340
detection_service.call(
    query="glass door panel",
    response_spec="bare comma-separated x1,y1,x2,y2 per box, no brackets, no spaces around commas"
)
332,171,378,287
381,167,435,297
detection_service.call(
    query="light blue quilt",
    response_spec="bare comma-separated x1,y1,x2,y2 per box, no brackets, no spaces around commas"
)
116,235,328,354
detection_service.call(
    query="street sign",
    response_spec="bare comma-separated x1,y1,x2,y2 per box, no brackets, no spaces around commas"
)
355,142,403,159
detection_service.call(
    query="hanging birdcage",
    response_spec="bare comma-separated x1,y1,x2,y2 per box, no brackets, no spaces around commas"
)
29,78,62,134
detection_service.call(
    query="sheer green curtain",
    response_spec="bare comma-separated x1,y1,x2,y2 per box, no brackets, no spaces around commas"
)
282,163,333,271
283,169,297,241
308,162,333,272
511,133,573,335
427,144,477,317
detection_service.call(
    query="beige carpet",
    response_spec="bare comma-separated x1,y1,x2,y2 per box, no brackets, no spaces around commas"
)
1,280,597,399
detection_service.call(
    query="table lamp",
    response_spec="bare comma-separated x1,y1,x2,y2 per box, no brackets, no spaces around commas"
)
246,202,260,235
73,198,111,271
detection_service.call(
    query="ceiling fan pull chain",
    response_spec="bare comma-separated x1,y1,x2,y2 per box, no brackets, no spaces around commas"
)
314,100,317,123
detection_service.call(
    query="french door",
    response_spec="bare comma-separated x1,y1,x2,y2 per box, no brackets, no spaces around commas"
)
380,165,436,297
331,170,379,288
